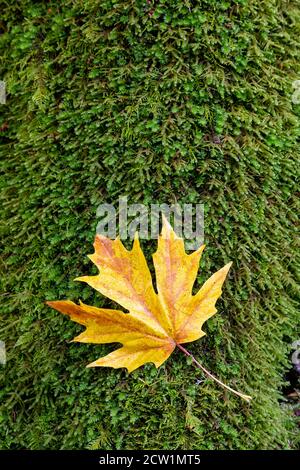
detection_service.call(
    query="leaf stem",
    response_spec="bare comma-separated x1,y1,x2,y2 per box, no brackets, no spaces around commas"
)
176,343,252,403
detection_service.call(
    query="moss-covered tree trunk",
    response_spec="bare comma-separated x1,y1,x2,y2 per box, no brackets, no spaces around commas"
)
0,0,299,449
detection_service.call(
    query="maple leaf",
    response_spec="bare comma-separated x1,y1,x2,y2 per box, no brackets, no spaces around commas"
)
47,217,252,402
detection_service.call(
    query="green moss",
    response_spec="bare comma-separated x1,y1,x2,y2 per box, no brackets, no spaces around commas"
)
0,0,299,450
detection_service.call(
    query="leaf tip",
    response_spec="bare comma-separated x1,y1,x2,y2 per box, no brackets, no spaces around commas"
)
74,276,88,283
195,244,206,255
45,300,61,309
132,231,140,249
161,214,181,240
161,213,172,231
224,261,233,272
86,360,98,368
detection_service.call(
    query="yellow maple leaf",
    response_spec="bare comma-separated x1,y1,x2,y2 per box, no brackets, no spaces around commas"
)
47,217,251,402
